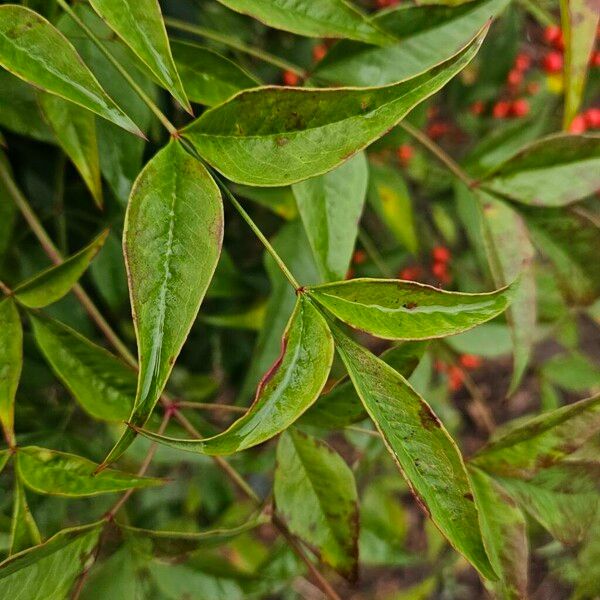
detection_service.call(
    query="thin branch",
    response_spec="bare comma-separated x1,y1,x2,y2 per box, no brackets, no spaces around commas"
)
0,280,12,296
176,400,246,413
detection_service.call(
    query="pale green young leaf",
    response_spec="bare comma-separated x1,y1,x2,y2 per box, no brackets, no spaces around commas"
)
561,0,599,127
315,0,507,86
333,326,497,580
183,29,486,186
480,192,535,394
16,446,163,497
293,152,368,282
472,393,600,477
88,0,191,113
308,278,516,340
134,296,334,455
0,521,102,599
214,0,393,44
101,141,223,467
172,41,259,107
14,230,108,308
275,429,359,580
0,6,142,136
38,93,102,208
0,298,21,446
482,134,600,207
469,467,528,599
29,312,135,422
9,479,41,556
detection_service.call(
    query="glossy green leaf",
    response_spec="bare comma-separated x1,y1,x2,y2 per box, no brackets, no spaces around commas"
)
315,0,507,86
134,296,334,455
308,278,515,341
0,6,142,136
183,30,486,186
293,152,368,282
367,162,418,253
0,298,21,446
172,41,259,107
0,521,102,599
214,0,392,44
472,393,600,477
561,0,599,127
301,341,427,429
480,193,535,394
332,326,496,580
482,134,600,207
16,446,162,497
275,429,359,580
88,0,191,113
29,312,135,422
14,230,108,308
522,206,600,306
9,479,41,556
102,141,223,467
469,467,528,599
38,93,102,207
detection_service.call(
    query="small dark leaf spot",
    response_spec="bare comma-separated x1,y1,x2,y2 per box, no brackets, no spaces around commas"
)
403,302,418,310
463,492,474,502
276,137,289,147
419,404,441,430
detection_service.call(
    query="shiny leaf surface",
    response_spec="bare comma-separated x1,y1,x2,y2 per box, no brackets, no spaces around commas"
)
0,6,141,136
134,296,334,455
333,326,496,580
14,230,108,308
183,30,486,186
275,429,359,580
309,278,515,340
0,298,21,445
16,446,162,497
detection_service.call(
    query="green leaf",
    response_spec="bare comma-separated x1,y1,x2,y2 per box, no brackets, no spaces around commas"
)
472,393,600,477
469,467,528,599
214,0,392,44
172,41,259,107
0,6,142,136
314,0,507,86
541,352,600,393
9,479,41,556
367,162,418,253
134,295,334,455
14,230,108,308
87,0,191,113
231,184,298,220
480,192,535,394
0,154,17,264
274,429,359,580
522,206,600,306
0,298,21,445
301,341,427,429
101,141,223,467
293,152,368,282
0,450,10,475
38,93,102,208
16,446,162,496
482,134,600,207
0,521,102,599
183,29,486,186
308,278,515,341
332,326,496,580
561,0,599,127
29,312,135,422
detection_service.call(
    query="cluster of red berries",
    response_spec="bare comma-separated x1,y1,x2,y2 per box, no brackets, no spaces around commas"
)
436,354,482,392
541,24,600,73
281,42,329,86
346,249,367,279
569,108,600,133
399,246,452,285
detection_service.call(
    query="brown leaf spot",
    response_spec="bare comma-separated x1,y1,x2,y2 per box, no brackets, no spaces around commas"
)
463,492,474,502
419,403,442,430
403,302,418,310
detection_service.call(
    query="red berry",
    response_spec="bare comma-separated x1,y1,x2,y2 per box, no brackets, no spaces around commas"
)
448,366,464,392
352,249,367,265
592,51,600,68
469,100,485,116
542,51,563,73
399,265,423,281
569,114,587,134
312,44,327,62
282,70,299,86
376,0,400,6
584,108,600,129
514,53,531,71
544,25,563,49
510,98,530,118
396,144,414,165
432,246,451,263
432,261,448,279
492,100,511,119
427,121,450,139
507,68,523,87
460,354,482,369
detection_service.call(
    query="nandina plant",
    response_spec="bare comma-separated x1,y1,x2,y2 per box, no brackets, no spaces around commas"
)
0,0,599,598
